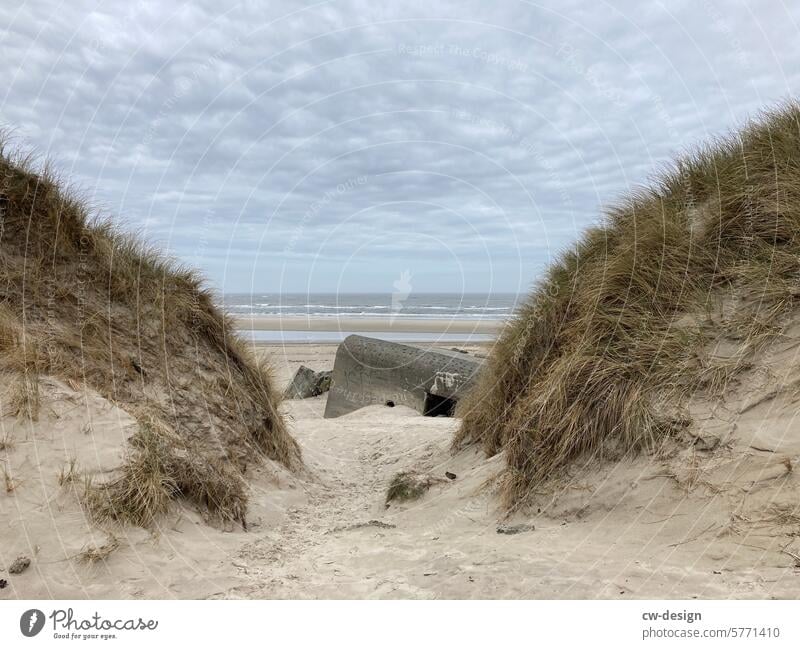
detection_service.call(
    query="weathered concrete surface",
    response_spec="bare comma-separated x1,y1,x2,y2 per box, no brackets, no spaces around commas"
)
284,365,332,399
323,335,484,418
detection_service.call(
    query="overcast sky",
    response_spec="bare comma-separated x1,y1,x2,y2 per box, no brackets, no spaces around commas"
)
2,0,799,294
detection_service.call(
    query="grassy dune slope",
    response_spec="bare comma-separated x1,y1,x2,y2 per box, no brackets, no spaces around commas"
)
455,103,800,508
0,142,299,528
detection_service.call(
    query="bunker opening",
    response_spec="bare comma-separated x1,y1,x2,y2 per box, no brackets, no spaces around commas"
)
423,392,457,417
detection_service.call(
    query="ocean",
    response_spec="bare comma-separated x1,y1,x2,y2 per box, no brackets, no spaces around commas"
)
225,292,520,343
223,292,519,319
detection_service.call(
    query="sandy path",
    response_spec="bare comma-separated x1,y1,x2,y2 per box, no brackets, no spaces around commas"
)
225,397,468,598
221,394,800,599
214,345,800,599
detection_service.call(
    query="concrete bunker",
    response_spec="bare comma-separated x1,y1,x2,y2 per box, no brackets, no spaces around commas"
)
324,335,484,419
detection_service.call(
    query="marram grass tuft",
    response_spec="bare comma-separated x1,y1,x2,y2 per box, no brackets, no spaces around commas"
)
0,139,300,527
455,102,800,509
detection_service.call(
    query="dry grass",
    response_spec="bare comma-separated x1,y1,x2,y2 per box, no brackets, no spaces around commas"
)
7,372,40,421
0,304,21,351
2,464,18,493
724,503,800,539
385,471,444,505
0,138,300,527
85,419,179,528
764,503,800,529
456,102,800,509
58,458,81,487
86,413,249,528
77,534,120,564
0,433,13,452
691,354,752,399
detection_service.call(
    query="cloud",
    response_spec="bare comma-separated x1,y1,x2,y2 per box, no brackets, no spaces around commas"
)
3,0,799,292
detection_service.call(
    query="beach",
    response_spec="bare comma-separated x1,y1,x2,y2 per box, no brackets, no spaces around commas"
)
237,315,504,335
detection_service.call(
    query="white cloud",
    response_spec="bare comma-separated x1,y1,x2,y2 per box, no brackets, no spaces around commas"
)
2,0,799,292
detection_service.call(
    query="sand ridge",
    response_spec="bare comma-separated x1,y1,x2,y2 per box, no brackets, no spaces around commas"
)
3,342,800,599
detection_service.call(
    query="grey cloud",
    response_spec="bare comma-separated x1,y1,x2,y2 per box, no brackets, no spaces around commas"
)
2,0,799,292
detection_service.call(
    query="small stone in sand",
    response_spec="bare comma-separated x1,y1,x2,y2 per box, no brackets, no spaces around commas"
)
8,556,31,574
445,471,457,480
496,523,535,535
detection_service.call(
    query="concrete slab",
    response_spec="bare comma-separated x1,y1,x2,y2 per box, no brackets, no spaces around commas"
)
323,335,484,418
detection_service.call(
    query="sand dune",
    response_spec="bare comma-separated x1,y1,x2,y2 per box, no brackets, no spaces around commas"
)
4,339,800,599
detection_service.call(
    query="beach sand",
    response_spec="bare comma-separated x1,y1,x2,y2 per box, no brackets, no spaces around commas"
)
3,338,800,599
237,316,504,334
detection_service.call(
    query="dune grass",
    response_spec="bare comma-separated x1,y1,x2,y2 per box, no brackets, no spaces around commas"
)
385,470,444,505
77,534,120,565
83,414,253,528
0,139,300,527
455,102,800,509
